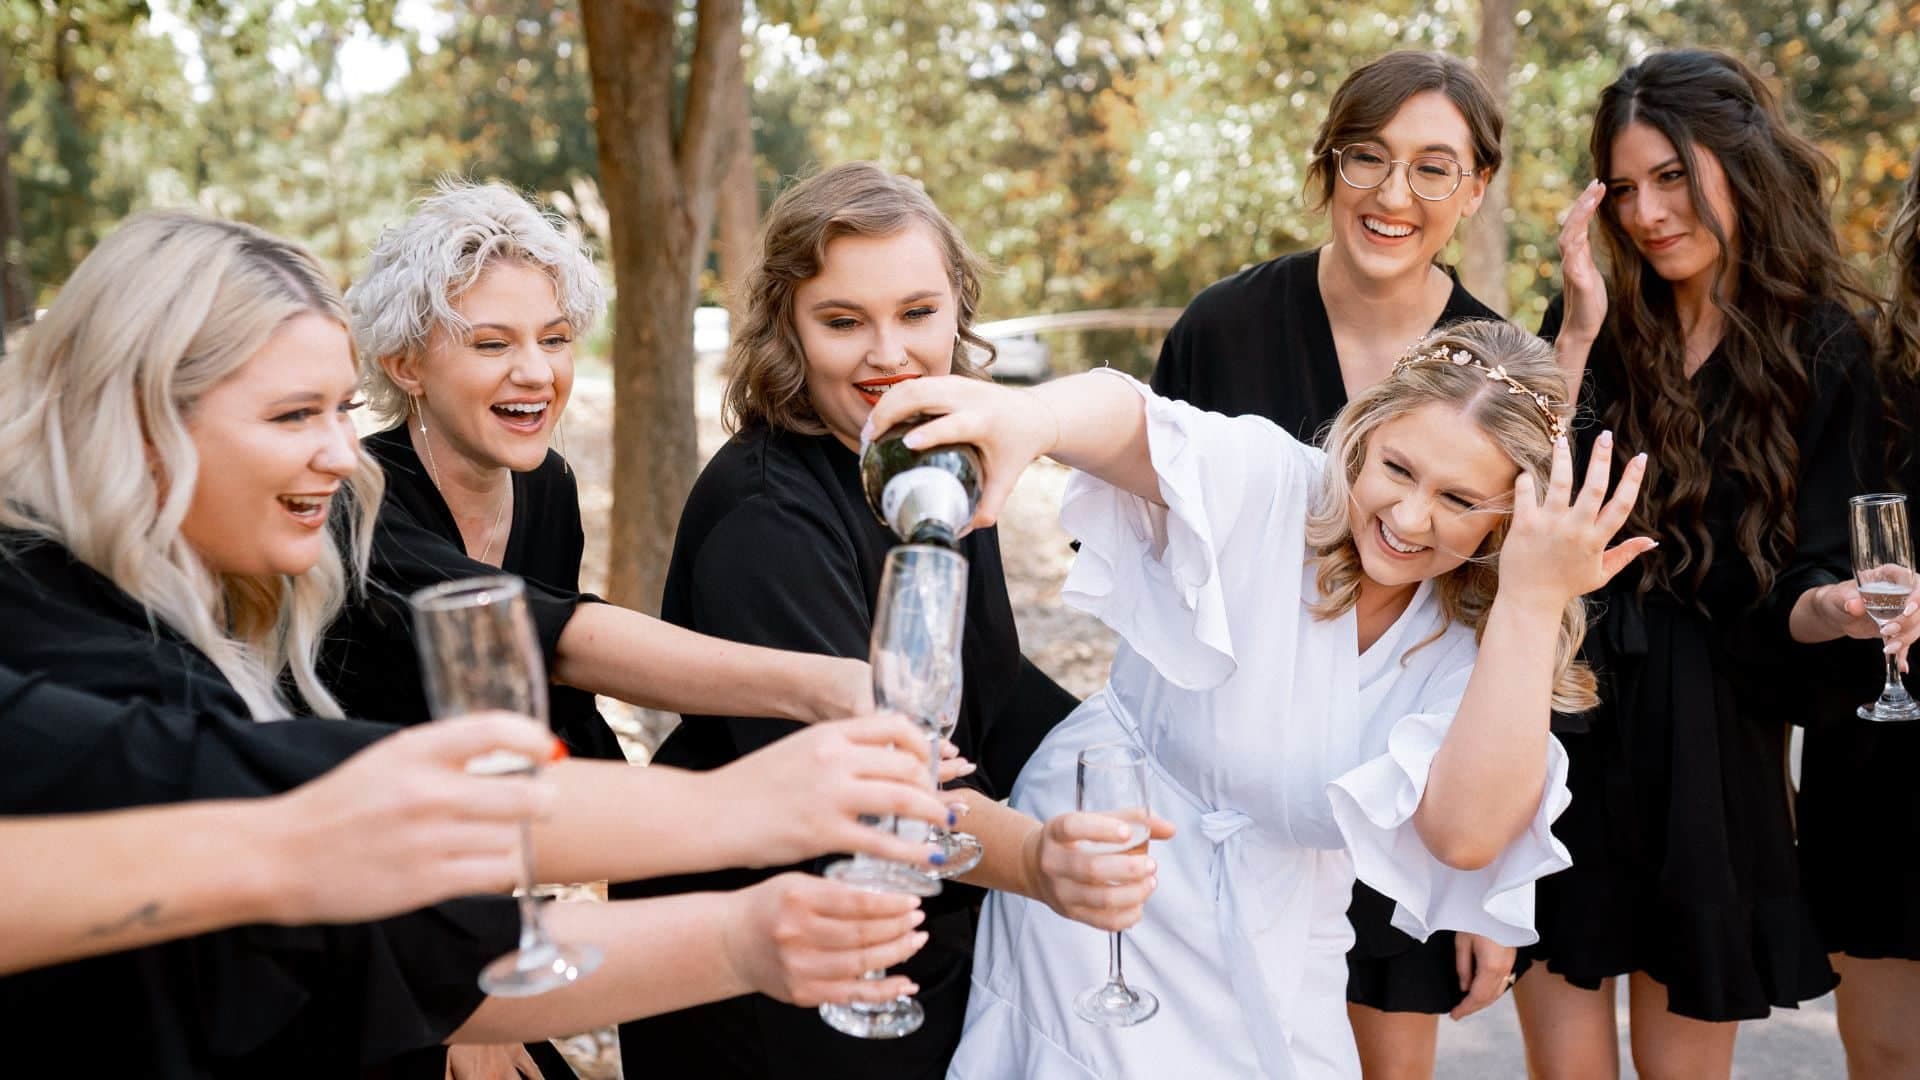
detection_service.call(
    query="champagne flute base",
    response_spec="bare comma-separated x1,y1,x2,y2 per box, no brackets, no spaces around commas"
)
1073,981,1159,1027
1861,696,1920,722
819,995,925,1039
478,942,603,997
928,830,983,879
826,855,942,898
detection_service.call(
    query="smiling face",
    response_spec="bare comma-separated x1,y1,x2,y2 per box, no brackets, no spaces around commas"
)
795,224,959,450
1327,90,1488,286
390,258,574,474
1347,400,1519,589
1604,121,1739,292
180,313,362,578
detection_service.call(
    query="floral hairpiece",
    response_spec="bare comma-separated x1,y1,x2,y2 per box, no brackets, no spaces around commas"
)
1391,342,1569,442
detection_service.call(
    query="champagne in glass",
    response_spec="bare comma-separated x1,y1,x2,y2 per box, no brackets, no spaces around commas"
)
1850,493,1920,722
819,545,964,1039
411,576,602,995
1073,742,1159,1027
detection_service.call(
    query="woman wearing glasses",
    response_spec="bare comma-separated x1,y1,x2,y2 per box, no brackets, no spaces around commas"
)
1151,50,1584,1078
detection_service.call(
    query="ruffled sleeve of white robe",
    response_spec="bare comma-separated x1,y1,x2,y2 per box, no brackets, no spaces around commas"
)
1324,638,1573,947
1058,369,1320,691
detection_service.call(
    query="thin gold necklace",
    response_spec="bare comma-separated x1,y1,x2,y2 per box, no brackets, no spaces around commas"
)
420,414,511,564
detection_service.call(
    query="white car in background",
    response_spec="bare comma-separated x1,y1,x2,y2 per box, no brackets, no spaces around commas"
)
972,333,1053,383
694,306,731,356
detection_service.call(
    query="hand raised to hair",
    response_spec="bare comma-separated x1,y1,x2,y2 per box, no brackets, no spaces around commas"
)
1498,430,1656,608
1556,180,1609,350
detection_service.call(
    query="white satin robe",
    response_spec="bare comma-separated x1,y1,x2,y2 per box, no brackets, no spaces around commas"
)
949,374,1571,1079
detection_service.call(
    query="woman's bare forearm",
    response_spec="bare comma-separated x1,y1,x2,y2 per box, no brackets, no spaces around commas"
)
447,895,746,1042
554,602,865,722
0,803,276,975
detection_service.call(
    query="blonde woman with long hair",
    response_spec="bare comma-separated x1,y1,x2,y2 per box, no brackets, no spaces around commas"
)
0,210,974,1076
865,319,1653,1078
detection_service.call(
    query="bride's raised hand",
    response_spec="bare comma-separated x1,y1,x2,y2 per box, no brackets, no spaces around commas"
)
1499,430,1655,607
861,375,1059,530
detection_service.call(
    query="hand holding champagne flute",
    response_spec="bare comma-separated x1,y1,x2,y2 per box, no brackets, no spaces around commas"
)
411,575,602,996
1072,741,1159,1027
1850,494,1920,721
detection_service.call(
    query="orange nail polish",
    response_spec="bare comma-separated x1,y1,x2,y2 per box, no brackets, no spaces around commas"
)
549,738,570,763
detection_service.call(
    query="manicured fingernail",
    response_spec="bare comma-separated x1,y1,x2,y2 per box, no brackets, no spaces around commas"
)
913,932,929,947
909,909,926,927
1114,826,1131,841
928,851,947,866
1599,429,1613,444
947,808,958,827
548,738,569,763
1144,859,1157,874
906,982,921,994
1634,452,1648,465
858,416,876,447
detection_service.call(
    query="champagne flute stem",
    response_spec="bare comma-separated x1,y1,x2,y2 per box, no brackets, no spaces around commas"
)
1107,930,1129,992
514,817,548,954
1885,649,1906,700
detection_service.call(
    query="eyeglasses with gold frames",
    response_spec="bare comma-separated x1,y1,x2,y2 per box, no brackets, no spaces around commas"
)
1330,142,1469,201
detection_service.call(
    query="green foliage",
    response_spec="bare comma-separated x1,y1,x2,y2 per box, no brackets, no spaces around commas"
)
7,0,1919,324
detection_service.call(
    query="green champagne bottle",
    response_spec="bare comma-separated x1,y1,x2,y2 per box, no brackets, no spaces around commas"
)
860,417,983,548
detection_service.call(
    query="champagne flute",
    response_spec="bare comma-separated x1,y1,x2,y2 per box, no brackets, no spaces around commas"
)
1850,494,1920,721
927,676,985,879
1073,741,1159,1027
411,575,602,995
819,544,964,1039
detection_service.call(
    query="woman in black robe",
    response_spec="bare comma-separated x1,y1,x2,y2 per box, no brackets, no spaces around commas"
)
1514,50,1897,1078
0,209,958,1078
615,162,1172,1079
1151,51,1536,1076
1795,145,1920,1079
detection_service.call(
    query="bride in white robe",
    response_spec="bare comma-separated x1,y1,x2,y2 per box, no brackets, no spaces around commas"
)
862,320,1654,1079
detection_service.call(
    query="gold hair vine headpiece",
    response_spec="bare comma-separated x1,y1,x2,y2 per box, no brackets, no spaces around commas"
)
1392,343,1569,442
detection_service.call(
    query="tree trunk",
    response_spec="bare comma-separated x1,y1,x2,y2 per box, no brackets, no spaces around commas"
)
1461,0,1515,315
0,37,30,346
715,65,758,339
581,0,744,615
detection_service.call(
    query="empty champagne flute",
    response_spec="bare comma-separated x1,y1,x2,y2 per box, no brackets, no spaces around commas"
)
411,575,602,995
1850,493,1920,721
1073,741,1159,1027
820,544,965,1039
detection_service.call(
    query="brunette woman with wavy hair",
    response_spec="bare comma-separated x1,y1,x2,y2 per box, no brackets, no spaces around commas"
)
1795,147,1920,1080
1514,49,1901,1079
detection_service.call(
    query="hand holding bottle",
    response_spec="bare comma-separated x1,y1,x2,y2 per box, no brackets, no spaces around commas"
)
861,375,1060,532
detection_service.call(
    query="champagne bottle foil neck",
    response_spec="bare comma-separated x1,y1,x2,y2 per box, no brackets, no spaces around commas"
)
882,466,971,545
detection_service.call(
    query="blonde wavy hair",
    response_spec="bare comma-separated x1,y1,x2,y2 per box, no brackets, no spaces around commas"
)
347,179,606,428
1306,319,1597,713
724,161,996,434
0,211,383,720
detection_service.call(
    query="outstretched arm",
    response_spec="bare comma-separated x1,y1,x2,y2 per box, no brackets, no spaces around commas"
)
449,873,929,1043
862,370,1158,529
528,713,952,884
554,602,871,723
0,714,557,977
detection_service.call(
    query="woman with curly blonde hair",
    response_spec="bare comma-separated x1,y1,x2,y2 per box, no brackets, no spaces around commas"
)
864,317,1651,1078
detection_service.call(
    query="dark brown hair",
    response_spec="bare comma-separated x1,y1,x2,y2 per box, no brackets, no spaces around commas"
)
1886,147,1920,380
1590,48,1877,599
723,162,994,434
1307,50,1505,211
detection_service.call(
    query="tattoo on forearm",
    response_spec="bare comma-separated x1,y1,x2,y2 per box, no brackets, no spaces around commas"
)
85,901,169,940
